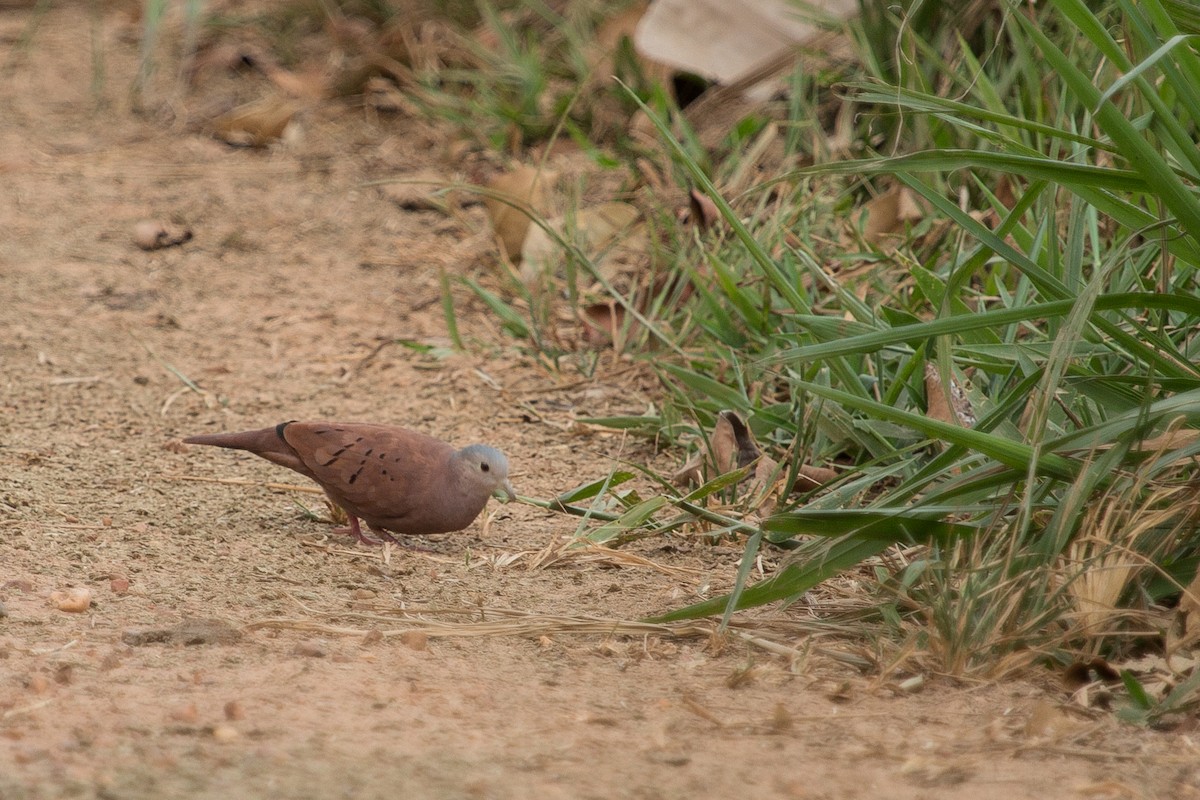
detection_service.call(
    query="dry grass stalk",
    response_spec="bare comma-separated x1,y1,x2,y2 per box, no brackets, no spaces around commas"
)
1066,480,1200,645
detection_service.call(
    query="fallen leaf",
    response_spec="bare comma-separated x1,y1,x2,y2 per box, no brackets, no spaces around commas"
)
211,97,302,148
580,301,626,345
687,188,721,230
711,409,760,474
483,165,554,259
673,410,835,502
859,185,924,244
792,464,838,491
924,363,975,427
520,201,641,284
634,0,854,98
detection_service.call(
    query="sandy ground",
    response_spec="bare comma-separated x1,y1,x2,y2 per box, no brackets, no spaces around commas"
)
2,6,1199,799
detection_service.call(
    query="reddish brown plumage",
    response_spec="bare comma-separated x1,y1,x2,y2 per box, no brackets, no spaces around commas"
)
184,421,515,543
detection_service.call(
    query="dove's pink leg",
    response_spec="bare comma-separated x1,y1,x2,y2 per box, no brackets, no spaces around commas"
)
331,515,384,545
366,524,403,545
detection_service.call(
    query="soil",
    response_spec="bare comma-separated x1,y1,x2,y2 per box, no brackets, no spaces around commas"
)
1,6,1198,799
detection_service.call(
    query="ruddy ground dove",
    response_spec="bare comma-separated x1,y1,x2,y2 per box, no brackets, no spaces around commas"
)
184,421,516,545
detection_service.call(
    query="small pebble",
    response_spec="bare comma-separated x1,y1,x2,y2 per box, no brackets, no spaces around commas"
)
49,587,92,613
211,725,239,743
292,640,327,658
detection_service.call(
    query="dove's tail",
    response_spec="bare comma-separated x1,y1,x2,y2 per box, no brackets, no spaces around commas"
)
182,422,311,475
183,423,289,452
183,429,275,451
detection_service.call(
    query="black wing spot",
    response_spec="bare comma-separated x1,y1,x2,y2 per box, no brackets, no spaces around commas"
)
348,465,365,485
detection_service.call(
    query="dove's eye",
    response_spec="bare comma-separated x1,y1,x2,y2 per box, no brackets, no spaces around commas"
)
481,462,490,472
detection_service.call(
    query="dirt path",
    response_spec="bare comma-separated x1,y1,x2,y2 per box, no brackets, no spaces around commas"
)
0,7,1195,799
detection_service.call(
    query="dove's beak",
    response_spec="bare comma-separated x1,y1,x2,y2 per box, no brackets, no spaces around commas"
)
496,481,517,503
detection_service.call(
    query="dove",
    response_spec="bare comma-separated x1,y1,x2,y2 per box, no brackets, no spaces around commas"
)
183,421,516,545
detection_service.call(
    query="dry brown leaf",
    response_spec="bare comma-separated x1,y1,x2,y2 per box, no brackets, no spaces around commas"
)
483,165,554,259
673,410,834,505
859,185,924,244
712,410,760,473
793,465,837,492
687,188,721,231
580,301,626,346
671,450,705,486
211,97,302,148
1132,428,1200,453
923,363,975,428
521,201,641,284
634,0,855,98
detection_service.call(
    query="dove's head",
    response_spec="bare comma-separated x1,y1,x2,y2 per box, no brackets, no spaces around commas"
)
456,444,516,502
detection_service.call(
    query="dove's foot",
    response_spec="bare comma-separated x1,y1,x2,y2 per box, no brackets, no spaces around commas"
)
331,515,386,546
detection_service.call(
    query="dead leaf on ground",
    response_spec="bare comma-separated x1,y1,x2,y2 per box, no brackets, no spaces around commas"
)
634,0,854,99
210,97,303,148
521,201,642,284
858,185,924,245
686,188,721,231
793,464,838,491
483,165,555,259
672,410,834,515
924,363,975,428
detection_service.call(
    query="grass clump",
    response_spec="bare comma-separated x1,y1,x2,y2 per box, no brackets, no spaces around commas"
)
426,0,1200,690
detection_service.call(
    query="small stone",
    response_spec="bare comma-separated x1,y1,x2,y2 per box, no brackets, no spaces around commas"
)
223,700,245,721
211,725,239,742
49,587,92,613
169,703,199,724
110,578,130,595
292,640,327,658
